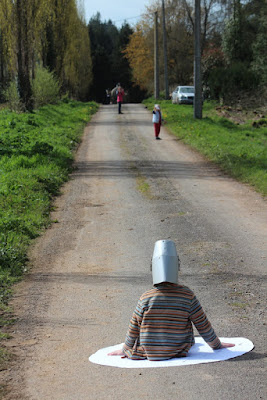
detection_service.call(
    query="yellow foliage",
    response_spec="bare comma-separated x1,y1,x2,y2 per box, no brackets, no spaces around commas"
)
53,0,92,98
123,29,153,91
0,0,92,101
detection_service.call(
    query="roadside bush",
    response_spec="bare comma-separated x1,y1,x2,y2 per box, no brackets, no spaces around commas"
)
207,63,260,101
32,66,60,108
3,81,23,112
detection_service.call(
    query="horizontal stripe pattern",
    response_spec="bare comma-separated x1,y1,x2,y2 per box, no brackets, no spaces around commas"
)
123,284,221,361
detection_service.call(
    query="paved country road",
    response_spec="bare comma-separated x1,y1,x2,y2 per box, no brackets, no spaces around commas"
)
3,104,266,399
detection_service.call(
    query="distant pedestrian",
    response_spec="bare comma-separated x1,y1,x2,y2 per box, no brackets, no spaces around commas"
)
152,104,163,140
116,86,125,114
106,89,111,104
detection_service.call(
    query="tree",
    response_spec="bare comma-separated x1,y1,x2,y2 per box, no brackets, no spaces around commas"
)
88,14,117,101
0,0,16,97
16,0,33,110
201,0,267,101
251,13,267,85
123,0,195,92
50,0,92,99
222,0,266,65
223,0,251,64
88,15,133,102
123,27,154,92
62,18,92,99
113,23,133,91
0,0,53,109
202,45,225,97
16,0,53,109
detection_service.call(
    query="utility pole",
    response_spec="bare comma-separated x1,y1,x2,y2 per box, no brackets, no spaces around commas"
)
194,0,202,119
162,0,169,100
154,11,159,99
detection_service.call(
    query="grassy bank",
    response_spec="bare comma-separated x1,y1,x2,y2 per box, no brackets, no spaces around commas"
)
0,100,98,332
144,99,266,196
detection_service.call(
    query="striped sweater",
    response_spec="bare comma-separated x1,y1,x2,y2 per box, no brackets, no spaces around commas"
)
122,283,221,361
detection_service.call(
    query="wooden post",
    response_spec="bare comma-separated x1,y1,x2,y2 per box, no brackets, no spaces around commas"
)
194,0,202,119
162,0,169,100
154,11,159,99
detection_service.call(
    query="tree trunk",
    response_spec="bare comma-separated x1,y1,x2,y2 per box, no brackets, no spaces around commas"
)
0,34,4,92
17,0,33,111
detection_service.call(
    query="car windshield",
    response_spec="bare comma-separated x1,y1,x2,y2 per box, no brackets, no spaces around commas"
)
180,87,194,93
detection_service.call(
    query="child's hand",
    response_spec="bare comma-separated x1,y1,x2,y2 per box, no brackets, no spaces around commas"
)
108,348,125,356
220,342,235,348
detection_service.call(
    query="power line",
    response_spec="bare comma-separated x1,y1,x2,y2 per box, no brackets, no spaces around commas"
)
112,14,142,23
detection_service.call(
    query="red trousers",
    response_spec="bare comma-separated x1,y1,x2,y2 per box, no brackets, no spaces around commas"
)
154,122,161,137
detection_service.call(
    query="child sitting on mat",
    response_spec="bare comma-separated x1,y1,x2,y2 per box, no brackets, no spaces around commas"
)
109,240,234,361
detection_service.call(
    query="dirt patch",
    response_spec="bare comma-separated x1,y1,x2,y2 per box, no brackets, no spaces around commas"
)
215,105,266,125
215,89,267,125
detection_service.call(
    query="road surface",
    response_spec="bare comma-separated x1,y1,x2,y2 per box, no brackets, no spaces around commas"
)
3,104,266,399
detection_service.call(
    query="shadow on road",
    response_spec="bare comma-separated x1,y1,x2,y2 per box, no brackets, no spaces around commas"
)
72,160,225,180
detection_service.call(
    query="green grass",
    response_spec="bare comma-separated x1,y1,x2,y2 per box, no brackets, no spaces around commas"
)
0,100,98,309
144,99,267,195
136,175,153,198
0,98,98,374
231,302,248,309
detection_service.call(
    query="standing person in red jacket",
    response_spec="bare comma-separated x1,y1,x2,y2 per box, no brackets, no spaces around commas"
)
116,85,125,114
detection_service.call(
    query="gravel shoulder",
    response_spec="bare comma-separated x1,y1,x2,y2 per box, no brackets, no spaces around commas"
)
1,104,266,400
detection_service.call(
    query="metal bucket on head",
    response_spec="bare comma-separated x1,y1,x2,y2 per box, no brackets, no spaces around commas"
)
152,240,180,285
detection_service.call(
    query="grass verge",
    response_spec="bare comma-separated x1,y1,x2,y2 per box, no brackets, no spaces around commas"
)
0,99,98,355
143,99,266,196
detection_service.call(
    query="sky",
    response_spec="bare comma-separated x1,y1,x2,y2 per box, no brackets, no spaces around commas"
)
82,0,151,27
